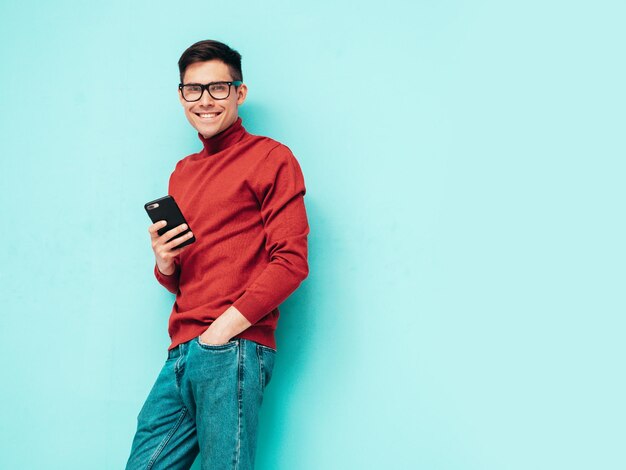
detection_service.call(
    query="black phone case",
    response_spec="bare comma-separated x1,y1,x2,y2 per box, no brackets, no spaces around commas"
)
144,195,196,249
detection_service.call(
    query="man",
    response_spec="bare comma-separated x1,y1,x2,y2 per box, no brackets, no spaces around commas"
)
125,40,309,470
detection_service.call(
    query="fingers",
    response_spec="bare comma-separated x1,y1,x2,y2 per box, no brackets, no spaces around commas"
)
148,221,189,242
163,223,190,243
164,230,194,251
148,220,168,238
170,243,191,256
149,220,193,252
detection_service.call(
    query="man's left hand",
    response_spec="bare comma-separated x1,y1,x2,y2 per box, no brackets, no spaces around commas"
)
197,305,252,346
198,327,230,346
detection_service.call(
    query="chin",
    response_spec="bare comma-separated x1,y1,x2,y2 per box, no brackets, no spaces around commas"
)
190,121,217,138
199,125,222,139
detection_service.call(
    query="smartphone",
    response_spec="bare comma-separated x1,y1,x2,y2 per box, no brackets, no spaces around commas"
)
144,195,196,249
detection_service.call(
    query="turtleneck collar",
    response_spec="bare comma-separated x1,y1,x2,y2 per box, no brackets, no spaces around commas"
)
197,117,247,156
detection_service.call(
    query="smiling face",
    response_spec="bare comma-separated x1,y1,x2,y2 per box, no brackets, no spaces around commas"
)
178,60,248,139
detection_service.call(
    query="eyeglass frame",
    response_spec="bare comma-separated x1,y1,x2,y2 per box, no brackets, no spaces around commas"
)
178,80,244,102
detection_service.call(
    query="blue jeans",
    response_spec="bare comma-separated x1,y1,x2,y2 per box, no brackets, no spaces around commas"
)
126,337,276,470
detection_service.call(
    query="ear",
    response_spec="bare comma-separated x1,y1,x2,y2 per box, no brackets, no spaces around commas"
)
178,87,185,106
236,83,248,105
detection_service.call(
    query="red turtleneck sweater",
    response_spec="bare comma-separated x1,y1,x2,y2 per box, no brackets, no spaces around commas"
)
154,117,309,351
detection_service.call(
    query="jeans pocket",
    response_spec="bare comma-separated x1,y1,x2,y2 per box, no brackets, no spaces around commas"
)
256,344,276,389
196,337,239,351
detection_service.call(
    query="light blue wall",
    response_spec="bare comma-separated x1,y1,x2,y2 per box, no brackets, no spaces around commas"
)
1,1,624,468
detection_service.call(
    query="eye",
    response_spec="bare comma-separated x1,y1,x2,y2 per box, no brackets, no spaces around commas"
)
210,84,228,92
186,85,202,92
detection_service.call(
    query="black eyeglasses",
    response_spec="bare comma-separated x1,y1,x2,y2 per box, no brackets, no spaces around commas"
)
178,81,243,102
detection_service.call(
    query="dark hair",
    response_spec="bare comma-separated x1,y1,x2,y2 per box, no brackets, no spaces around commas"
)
178,40,243,84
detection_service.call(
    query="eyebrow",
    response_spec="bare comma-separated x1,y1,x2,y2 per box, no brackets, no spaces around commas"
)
183,80,232,85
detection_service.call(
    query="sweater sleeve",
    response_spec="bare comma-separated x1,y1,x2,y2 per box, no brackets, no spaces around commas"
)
154,261,180,294
232,145,310,325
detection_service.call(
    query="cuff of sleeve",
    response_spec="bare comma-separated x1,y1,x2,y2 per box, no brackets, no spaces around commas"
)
232,294,270,326
154,262,180,293
155,263,179,278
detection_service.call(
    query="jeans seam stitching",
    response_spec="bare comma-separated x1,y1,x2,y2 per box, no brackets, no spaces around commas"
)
174,343,186,392
235,342,245,469
258,344,276,354
257,345,265,389
146,407,188,469
196,338,238,350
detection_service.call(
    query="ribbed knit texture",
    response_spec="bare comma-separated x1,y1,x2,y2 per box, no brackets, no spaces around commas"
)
154,117,309,351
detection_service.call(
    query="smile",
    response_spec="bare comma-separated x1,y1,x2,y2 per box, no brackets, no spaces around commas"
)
195,112,222,119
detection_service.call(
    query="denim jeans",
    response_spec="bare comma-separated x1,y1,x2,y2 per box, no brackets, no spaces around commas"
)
125,337,276,470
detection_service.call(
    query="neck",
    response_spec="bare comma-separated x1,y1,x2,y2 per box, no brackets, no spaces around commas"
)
198,117,247,155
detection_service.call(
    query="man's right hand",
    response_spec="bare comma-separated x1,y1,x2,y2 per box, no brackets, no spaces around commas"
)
148,220,193,275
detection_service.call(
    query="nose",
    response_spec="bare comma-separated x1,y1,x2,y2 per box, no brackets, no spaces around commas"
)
198,87,215,106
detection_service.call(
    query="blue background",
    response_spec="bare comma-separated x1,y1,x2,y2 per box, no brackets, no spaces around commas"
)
1,0,624,468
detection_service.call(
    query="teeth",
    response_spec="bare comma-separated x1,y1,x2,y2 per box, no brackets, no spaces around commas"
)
199,113,218,118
